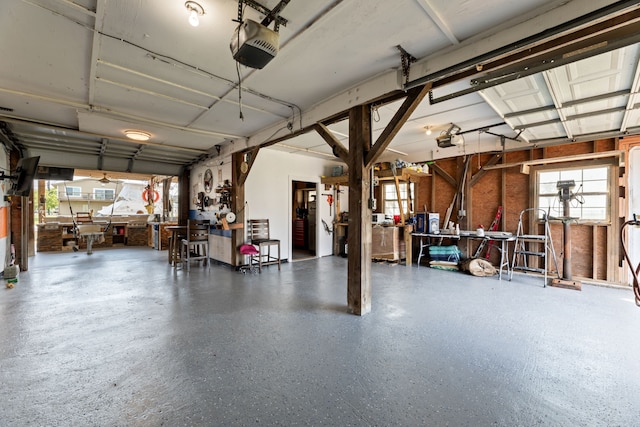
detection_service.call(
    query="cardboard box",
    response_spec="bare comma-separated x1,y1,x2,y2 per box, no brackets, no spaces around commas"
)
428,213,440,233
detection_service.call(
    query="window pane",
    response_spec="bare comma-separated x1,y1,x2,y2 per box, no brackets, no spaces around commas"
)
385,186,397,198
538,196,558,212
582,167,607,180
559,169,582,181
539,182,558,194
539,171,559,183
384,202,399,216
94,189,115,200
66,187,81,197
581,194,607,207
581,207,607,220
582,180,607,192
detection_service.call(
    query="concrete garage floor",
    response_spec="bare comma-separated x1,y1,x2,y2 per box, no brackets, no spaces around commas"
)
2,247,640,426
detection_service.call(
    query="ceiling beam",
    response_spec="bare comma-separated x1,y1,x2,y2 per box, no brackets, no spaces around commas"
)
414,0,459,45
542,72,573,139
482,150,622,170
88,0,106,106
620,54,640,132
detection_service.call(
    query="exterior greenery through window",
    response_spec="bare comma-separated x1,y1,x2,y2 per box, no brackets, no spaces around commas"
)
537,165,609,222
383,182,414,216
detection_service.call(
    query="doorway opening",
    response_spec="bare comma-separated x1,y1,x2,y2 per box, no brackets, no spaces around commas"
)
291,180,317,261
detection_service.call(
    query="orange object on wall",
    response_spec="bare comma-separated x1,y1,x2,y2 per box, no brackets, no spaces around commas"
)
0,206,7,238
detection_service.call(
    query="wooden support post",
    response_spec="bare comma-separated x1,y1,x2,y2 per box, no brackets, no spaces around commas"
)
231,151,246,267
404,224,413,266
347,104,372,315
38,180,46,223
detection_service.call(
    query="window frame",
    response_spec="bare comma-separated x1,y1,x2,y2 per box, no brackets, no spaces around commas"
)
532,159,615,225
64,186,82,198
381,181,414,217
93,187,115,201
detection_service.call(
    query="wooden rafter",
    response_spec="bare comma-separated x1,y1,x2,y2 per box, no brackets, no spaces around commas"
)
365,83,432,167
314,123,348,163
469,153,503,187
430,163,456,188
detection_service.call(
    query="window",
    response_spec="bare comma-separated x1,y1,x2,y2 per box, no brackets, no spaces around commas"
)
383,182,414,216
94,188,115,200
536,165,610,222
64,186,81,197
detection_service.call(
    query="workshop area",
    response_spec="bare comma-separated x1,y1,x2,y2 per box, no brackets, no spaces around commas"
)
2,0,640,424
1,248,639,426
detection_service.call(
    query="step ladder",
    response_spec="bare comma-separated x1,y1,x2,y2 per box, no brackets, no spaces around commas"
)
510,208,560,286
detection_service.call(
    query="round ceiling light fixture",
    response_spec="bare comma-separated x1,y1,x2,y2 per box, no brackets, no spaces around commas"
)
185,1,205,27
124,130,151,141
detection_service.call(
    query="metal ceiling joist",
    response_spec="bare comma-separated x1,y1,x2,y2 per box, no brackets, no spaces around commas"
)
562,89,631,108
405,1,640,91
541,71,572,139
239,0,289,30
619,53,640,132
503,105,557,119
430,21,640,104
98,138,108,170
516,107,629,131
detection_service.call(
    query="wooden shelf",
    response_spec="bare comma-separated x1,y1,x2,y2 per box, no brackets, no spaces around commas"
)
321,168,429,186
375,168,430,181
320,175,349,186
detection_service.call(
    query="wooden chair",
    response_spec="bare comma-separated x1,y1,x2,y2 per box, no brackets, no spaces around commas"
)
181,219,210,271
248,219,280,273
76,212,93,223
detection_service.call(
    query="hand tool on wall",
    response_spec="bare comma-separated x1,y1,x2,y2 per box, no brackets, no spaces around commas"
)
322,193,333,216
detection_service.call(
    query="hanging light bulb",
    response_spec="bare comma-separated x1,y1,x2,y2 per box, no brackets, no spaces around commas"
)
425,126,432,136
189,8,199,26
185,1,204,27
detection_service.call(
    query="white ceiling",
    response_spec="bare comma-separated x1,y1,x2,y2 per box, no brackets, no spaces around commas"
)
0,0,639,176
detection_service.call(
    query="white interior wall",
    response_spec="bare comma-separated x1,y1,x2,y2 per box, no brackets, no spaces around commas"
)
246,149,343,260
189,158,233,222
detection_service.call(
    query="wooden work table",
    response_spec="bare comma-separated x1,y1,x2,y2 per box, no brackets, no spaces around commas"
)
36,221,150,252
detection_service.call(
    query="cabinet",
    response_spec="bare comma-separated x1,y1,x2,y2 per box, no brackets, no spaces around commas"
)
209,230,233,265
112,225,126,245
125,223,148,246
293,219,307,248
38,224,64,252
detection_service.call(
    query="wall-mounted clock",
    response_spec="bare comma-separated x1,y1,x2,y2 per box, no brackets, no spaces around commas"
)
203,169,213,193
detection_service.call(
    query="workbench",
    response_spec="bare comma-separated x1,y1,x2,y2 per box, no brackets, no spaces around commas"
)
413,230,515,279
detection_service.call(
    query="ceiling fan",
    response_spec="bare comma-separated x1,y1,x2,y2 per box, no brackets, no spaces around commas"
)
98,173,111,185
